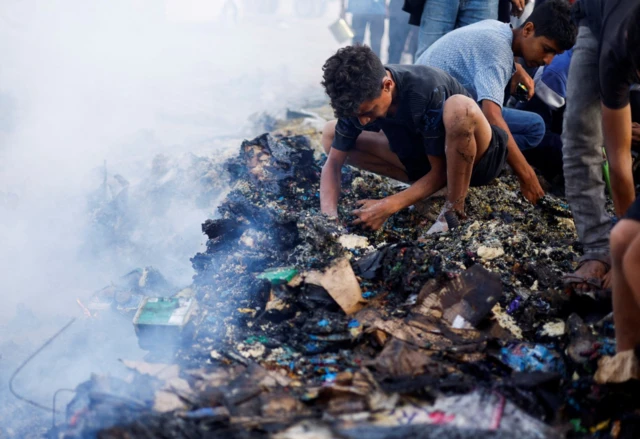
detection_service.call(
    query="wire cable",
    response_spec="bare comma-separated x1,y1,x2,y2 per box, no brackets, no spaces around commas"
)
9,318,77,412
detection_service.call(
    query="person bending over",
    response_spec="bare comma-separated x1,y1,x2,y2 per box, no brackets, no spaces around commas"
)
320,45,509,234
416,0,577,205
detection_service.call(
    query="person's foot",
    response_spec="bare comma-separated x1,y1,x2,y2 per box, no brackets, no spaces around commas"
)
426,207,464,235
562,259,610,293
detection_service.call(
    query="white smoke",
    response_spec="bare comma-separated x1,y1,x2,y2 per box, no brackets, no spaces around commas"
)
0,0,342,434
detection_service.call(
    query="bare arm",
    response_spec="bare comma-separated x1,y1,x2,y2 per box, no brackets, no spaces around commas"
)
352,156,447,230
602,104,635,217
320,147,348,216
481,100,544,204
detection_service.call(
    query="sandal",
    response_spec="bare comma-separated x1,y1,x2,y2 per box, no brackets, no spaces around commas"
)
561,258,611,299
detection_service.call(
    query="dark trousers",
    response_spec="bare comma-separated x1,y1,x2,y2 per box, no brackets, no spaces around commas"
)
351,14,385,57
388,16,417,63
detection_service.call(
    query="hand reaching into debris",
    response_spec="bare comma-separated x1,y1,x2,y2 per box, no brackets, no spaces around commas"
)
518,168,545,204
352,199,393,230
510,64,534,100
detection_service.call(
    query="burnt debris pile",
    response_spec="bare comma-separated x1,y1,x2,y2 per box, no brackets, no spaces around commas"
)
52,132,640,439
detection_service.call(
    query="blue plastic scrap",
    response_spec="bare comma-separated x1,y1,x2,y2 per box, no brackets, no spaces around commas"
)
499,343,565,375
183,407,227,419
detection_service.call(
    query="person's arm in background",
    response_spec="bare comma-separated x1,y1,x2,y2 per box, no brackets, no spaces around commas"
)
602,104,636,217
481,100,544,203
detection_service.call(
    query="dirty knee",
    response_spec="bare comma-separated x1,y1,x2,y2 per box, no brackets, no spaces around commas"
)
443,95,478,138
321,120,338,155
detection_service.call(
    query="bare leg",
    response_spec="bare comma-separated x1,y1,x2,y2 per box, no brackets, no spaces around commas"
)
442,95,492,215
611,220,640,351
426,95,492,234
322,120,409,182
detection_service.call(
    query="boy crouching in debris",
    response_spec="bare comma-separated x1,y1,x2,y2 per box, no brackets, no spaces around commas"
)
319,45,509,234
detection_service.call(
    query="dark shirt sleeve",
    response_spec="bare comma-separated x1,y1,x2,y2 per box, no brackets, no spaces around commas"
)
331,118,362,152
599,39,633,110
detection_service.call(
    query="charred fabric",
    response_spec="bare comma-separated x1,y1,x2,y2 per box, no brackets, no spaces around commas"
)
51,132,640,439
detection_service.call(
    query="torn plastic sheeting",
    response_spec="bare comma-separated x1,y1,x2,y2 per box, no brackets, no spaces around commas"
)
304,257,366,315
371,390,560,438
353,245,390,280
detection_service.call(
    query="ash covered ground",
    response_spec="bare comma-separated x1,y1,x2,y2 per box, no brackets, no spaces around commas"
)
6,112,640,439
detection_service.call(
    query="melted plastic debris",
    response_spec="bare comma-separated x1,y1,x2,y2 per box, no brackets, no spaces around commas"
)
51,127,640,439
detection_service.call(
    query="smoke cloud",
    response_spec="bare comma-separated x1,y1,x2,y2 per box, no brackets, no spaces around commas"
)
0,0,341,434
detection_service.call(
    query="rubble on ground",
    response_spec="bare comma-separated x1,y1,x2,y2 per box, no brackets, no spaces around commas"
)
49,118,640,439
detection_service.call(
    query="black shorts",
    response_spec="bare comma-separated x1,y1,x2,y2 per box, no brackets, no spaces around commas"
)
469,125,509,187
384,128,433,182
396,125,508,185
625,196,640,222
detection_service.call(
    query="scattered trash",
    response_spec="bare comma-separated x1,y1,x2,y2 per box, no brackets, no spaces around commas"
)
499,343,565,375
133,297,197,350
595,350,640,384
416,264,503,328
48,124,638,438
305,257,366,315
541,320,566,338
477,245,505,261
492,303,524,339
256,266,299,283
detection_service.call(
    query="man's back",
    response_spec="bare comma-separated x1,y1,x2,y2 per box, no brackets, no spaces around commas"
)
416,19,514,107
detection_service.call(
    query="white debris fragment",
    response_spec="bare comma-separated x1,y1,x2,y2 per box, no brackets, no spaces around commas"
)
240,234,255,248
556,217,576,230
541,320,566,337
462,221,481,240
238,342,266,359
338,234,370,250
477,245,505,261
452,315,474,329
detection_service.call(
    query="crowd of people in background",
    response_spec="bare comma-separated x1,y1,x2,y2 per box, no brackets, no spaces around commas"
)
326,0,640,372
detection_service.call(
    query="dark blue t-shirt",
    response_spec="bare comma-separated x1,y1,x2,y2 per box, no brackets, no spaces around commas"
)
331,64,471,158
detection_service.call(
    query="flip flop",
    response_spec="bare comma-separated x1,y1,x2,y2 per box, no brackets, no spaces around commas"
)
561,273,612,301
561,274,603,290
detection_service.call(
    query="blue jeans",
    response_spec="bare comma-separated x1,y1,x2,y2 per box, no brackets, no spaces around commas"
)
416,0,499,59
351,14,385,58
502,107,545,151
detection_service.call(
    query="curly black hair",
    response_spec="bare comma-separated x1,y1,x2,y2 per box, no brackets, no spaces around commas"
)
627,4,640,74
321,45,387,119
525,0,577,51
